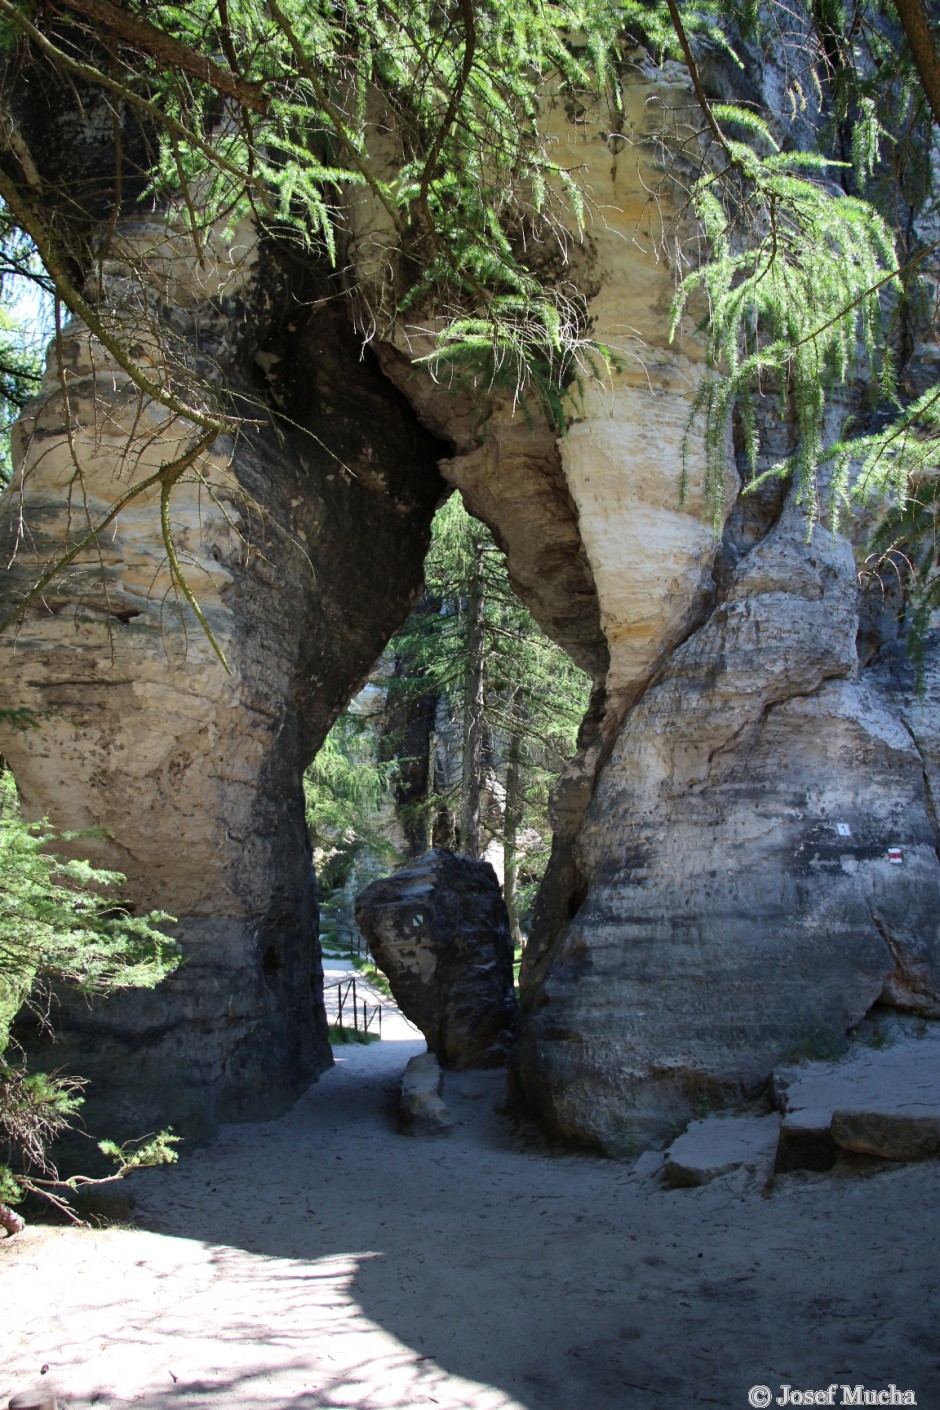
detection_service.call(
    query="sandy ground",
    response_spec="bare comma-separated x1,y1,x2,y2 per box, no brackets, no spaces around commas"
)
3,967,940,1410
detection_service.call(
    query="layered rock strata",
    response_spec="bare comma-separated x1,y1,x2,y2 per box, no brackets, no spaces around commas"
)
0,53,938,1155
515,493,940,1153
0,227,446,1137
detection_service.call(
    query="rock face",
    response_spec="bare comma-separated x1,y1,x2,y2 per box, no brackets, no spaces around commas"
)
355,851,518,1068
0,222,446,1138
1,49,939,1152
514,491,940,1154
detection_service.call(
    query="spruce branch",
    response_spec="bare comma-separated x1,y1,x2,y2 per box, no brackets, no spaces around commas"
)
893,0,940,127
51,0,270,114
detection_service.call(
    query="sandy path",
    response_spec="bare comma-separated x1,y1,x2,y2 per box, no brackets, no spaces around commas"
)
321,962,421,1042
3,991,940,1410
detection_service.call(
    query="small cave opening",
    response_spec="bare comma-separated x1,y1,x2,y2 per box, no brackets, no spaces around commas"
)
262,945,282,980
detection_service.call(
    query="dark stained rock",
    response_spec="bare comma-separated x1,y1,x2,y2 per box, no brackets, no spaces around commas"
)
355,850,518,1068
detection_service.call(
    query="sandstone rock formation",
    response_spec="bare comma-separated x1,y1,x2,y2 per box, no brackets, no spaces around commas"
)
0,42,938,1155
398,1052,455,1137
514,493,940,1153
355,851,518,1068
0,217,446,1136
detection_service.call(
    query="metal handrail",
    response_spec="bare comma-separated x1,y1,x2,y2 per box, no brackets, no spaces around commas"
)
324,975,383,1037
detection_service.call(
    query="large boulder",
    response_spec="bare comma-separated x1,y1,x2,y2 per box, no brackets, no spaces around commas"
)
354,850,518,1068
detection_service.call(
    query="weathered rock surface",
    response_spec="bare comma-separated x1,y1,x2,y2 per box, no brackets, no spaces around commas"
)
355,851,518,1069
2,52,940,1155
0,223,446,1138
515,492,940,1155
664,1114,782,1189
774,1025,940,1170
398,1052,455,1137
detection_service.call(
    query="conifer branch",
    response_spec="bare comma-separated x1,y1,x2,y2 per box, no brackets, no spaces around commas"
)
51,0,270,114
663,0,731,156
262,0,403,233
893,0,940,127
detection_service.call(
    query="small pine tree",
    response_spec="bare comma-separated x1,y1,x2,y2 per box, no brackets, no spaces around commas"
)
0,767,181,1228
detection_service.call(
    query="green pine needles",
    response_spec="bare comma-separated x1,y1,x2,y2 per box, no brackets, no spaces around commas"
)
0,0,938,650
0,770,181,1220
671,118,900,529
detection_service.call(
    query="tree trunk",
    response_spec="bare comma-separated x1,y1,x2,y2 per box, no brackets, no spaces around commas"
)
460,529,487,859
894,0,940,128
504,699,524,950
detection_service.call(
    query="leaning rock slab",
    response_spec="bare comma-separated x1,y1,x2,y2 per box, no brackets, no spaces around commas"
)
355,849,518,1068
398,1052,455,1136
774,1025,940,1169
665,1114,782,1189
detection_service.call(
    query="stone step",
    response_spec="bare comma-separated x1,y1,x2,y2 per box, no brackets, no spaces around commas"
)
664,1113,782,1188
773,1026,940,1170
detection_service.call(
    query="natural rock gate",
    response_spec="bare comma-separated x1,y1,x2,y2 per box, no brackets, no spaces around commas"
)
2,58,939,1154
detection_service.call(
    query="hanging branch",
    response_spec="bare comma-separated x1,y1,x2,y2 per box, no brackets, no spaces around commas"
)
50,0,270,114
159,450,232,672
0,429,224,652
663,0,732,155
416,0,477,244
893,0,940,128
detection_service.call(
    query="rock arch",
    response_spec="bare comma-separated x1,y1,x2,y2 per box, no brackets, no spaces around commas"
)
1,63,939,1152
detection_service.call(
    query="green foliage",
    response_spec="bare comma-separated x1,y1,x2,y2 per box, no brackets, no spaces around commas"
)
388,495,591,918
327,1023,380,1046
671,122,899,529
0,769,180,1214
304,708,400,892
0,771,180,1041
352,957,393,999
414,496,589,760
856,407,940,682
303,496,589,934
0,0,935,653
657,0,940,656
415,291,618,431
0,0,938,662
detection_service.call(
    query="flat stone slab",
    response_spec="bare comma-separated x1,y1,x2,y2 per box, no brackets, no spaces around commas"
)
773,1025,940,1169
664,1113,782,1188
398,1052,455,1137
